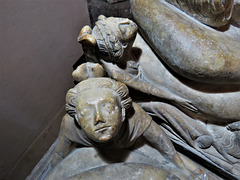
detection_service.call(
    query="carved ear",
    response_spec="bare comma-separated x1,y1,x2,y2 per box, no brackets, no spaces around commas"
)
121,108,126,122
78,25,96,46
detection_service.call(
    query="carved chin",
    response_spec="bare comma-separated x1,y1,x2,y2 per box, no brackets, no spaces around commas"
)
94,127,114,142
98,134,112,142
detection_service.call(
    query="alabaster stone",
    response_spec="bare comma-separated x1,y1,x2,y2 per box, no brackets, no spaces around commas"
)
75,15,240,179
29,1,240,179
50,77,201,178
72,62,105,82
78,15,138,64
47,146,220,179
131,0,240,84
165,0,234,27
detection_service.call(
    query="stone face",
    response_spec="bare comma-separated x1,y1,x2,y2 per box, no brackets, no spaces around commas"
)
74,15,240,178
130,0,240,84
76,88,123,143
78,16,138,64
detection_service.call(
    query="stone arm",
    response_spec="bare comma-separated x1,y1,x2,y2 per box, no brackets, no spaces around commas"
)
72,62,105,82
72,60,197,113
51,132,72,167
102,60,198,113
143,120,192,176
51,114,86,168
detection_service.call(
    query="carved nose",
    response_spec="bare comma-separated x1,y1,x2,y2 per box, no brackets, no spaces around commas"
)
94,112,106,125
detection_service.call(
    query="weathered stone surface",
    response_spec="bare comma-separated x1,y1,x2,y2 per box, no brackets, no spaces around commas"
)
29,7,240,178
50,77,196,177
100,33,240,178
72,62,105,82
78,16,138,64
75,14,240,177
46,147,183,179
132,34,240,123
28,141,222,180
131,0,240,84
68,163,181,180
165,0,234,27
46,145,220,179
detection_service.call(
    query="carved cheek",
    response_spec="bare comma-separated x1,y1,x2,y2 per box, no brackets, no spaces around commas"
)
84,123,92,132
77,113,94,131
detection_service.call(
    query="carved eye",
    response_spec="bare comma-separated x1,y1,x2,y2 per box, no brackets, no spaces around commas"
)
102,103,116,114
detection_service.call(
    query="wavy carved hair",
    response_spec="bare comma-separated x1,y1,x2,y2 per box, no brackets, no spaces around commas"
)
65,78,132,118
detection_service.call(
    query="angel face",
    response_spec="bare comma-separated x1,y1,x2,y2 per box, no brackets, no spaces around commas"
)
75,88,123,143
93,16,138,62
78,16,138,63
104,16,138,42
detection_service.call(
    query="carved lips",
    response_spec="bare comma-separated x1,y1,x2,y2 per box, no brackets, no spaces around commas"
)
95,126,111,133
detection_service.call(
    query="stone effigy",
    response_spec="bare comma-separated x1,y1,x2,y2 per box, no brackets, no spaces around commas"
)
30,1,240,179
73,14,240,179
48,77,197,179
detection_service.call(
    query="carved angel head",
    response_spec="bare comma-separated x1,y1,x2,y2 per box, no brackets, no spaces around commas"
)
65,78,132,142
78,15,138,64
